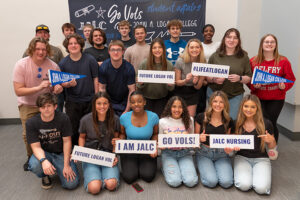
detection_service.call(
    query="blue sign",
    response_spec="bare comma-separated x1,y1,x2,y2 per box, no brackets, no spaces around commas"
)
48,70,86,86
68,0,206,43
251,68,294,84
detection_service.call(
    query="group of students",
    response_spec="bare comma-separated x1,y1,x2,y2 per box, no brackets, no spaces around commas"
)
15,18,296,196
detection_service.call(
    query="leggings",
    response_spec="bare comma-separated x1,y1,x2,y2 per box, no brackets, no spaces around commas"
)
120,154,157,184
260,99,284,143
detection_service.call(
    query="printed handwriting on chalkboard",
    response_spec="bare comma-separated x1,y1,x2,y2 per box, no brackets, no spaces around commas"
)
96,6,106,19
75,5,95,18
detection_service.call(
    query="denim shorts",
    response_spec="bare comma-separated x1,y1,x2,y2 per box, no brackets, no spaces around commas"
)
82,162,120,191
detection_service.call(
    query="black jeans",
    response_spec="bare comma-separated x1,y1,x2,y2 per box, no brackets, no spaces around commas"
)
65,101,92,146
260,99,284,143
120,154,157,184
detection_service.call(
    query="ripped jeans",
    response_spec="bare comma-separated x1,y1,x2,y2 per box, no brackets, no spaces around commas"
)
161,149,198,187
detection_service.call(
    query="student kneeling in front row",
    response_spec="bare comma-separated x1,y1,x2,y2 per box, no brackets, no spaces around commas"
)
26,93,79,189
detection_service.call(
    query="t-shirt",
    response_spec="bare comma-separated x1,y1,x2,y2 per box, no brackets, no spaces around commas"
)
164,39,187,65
159,116,194,135
79,113,120,152
84,40,92,49
57,44,68,58
121,38,136,49
236,118,274,158
195,112,234,146
202,41,220,62
120,111,159,140
174,57,194,86
23,44,63,64
137,59,174,99
98,59,135,107
13,57,60,106
249,57,296,100
26,111,72,154
84,46,110,63
208,52,252,98
124,43,150,72
59,53,98,102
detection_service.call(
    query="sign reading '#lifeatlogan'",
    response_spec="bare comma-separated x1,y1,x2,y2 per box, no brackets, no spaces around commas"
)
68,0,206,43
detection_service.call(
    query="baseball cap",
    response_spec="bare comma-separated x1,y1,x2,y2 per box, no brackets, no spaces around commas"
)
36,24,50,33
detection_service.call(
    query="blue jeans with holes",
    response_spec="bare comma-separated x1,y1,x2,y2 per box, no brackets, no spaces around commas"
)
234,155,271,195
161,149,198,188
207,87,243,120
196,145,233,188
28,152,80,190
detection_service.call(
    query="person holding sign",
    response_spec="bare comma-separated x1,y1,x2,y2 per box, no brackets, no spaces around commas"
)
78,92,120,195
137,38,174,117
206,28,252,120
233,94,277,195
118,91,159,184
195,91,234,188
249,34,295,142
26,93,79,190
174,39,206,117
159,96,198,188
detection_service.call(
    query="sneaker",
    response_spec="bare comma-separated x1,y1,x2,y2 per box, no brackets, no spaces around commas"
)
23,157,30,171
41,176,53,189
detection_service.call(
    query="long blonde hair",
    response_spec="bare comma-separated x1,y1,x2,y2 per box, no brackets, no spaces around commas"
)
180,39,206,64
252,34,282,66
235,94,265,152
203,91,231,133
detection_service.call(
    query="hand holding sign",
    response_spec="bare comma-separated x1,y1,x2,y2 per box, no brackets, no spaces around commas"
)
253,83,262,89
228,74,240,83
112,157,118,167
200,130,208,143
185,73,193,82
39,80,51,90
52,84,63,94
278,82,286,90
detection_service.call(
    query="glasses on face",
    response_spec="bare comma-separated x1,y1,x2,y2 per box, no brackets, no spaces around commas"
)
37,67,42,78
109,48,123,53
264,41,276,44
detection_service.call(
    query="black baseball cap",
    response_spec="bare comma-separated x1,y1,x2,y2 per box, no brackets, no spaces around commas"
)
36,24,50,33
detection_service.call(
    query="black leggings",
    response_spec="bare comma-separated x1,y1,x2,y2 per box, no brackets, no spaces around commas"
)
260,99,284,143
120,154,157,184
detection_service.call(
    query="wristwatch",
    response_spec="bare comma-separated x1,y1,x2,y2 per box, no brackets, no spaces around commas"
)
39,157,47,164
240,75,242,82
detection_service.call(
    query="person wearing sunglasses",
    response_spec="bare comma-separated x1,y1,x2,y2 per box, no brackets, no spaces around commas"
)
23,24,63,65
13,37,63,171
98,40,136,116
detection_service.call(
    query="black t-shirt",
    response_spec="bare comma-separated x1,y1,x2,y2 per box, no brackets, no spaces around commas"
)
79,113,120,152
121,38,136,49
195,112,234,146
84,46,110,62
59,53,98,102
26,111,73,154
236,118,274,158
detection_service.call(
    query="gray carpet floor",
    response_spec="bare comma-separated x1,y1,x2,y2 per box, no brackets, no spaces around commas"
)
0,124,299,200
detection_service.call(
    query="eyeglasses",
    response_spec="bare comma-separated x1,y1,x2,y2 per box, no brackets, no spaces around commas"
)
109,49,123,53
264,41,276,44
37,67,42,78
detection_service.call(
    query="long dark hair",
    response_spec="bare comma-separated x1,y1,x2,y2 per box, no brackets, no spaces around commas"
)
161,96,192,131
217,28,245,58
147,38,168,71
92,92,115,138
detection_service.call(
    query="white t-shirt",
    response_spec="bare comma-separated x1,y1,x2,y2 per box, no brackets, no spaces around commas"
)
159,116,194,135
202,41,221,62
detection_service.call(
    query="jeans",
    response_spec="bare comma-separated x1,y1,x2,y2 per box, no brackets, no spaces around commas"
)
161,149,198,188
196,145,233,188
28,152,80,189
82,162,120,191
207,87,243,120
234,155,271,195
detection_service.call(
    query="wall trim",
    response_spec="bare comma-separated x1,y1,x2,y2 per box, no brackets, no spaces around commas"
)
278,124,300,141
0,118,21,125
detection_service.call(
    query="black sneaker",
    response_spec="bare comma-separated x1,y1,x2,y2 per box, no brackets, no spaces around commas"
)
23,157,30,171
41,176,53,189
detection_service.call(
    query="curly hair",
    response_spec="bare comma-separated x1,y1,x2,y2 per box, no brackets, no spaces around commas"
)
26,37,52,57
161,96,192,131
63,33,85,53
89,28,107,46
203,91,231,133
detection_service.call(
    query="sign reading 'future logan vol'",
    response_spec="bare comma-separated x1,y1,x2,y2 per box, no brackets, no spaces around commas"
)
68,0,206,42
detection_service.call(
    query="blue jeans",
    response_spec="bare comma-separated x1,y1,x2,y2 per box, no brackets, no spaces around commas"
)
234,155,271,195
28,152,80,189
82,162,120,191
196,145,233,188
207,87,243,120
161,149,198,188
